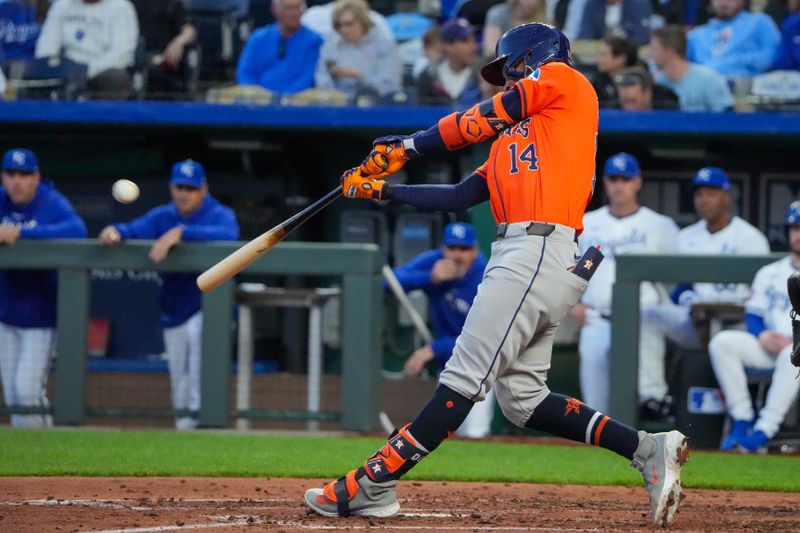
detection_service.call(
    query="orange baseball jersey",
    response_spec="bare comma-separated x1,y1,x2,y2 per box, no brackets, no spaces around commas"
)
472,62,598,233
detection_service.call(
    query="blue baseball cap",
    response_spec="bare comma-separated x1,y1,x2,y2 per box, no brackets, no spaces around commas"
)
692,167,730,192
603,152,640,179
443,222,477,247
169,159,206,187
2,148,39,173
441,18,474,43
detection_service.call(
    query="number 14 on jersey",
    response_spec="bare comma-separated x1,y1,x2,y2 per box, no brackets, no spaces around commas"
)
508,142,539,174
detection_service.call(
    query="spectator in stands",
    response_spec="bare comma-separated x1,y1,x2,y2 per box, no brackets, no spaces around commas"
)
391,222,494,439
314,0,400,100
0,0,48,67
593,35,639,107
578,0,653,45
557,0,590,41
302,0,392,41
482,0,549,57
35,0,139,100
417,17,481,107
412,24,442,80
687,0,781,78
650,25,733,111
98,160,239,431
0,148,88,428
130,0,198,98
236,0,322,95
614,66,679,109
774,0,800,70
639,167,769,422
708,202,800,453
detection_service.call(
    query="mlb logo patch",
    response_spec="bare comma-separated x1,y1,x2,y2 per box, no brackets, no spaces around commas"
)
687,387,725,415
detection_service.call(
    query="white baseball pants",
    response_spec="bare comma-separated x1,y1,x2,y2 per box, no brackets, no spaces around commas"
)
578,312,667,414
709,330,800,438
163,312,202,430
455,388,495,439
0,321,55,427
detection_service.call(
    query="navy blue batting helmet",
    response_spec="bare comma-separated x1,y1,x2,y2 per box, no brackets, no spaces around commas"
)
480,23,571,86
786,201,800,226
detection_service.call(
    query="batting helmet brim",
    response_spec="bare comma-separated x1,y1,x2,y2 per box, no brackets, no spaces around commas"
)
481,56,507,86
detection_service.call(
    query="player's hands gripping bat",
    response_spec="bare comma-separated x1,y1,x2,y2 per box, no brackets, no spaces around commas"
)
787,271,800,368
341,168,386,200
359,134,419,179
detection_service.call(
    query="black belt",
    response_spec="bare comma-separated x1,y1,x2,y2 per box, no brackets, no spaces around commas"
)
495,222,556,239
495,222,578,243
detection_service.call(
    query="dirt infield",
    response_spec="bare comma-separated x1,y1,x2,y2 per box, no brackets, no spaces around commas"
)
1,477,797,532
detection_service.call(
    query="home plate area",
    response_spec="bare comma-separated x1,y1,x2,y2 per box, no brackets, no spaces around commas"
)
1,477,797,532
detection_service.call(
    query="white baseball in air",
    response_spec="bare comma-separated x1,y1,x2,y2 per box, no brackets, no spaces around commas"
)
112,179,140,204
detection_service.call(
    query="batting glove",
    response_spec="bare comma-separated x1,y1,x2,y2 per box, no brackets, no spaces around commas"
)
341,168,386,201
359,134,420,179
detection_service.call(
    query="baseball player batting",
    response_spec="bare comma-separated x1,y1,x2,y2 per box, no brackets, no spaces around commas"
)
0,148,88,427
304,23,689,527
709,202,800,452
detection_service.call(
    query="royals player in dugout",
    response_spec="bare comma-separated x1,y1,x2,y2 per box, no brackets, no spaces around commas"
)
303,23,689,527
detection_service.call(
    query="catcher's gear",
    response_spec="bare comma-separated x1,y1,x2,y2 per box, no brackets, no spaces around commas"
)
481,22,572,86
359,140,414,179
341,168,386,200
788,271,800,368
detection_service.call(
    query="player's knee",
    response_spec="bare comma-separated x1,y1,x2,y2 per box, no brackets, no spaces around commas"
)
494,381,549,428
708,330,739,361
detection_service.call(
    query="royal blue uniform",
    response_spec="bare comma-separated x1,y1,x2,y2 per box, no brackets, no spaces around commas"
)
113,195,239,327
390,249,487,367
0,181,87,328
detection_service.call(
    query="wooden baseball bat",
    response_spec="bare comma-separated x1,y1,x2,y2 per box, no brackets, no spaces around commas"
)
197,187,341,292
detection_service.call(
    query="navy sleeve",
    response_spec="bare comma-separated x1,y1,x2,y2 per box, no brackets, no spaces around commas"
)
386,173,490,211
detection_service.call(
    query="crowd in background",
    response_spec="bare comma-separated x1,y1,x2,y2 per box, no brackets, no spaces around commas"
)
0,0,799,109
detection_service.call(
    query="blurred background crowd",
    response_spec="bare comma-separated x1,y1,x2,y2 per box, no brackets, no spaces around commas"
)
1,0,799,110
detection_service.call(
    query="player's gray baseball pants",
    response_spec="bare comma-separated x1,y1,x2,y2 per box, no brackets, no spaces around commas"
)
439,221,589,427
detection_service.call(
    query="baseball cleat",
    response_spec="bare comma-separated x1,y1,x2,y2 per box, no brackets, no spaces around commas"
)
736,429,769,454
304,468,400,518
720,419,754,451
631,430,690,527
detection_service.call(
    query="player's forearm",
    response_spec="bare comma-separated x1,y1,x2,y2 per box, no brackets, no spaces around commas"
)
21,218,87,239
384,173,489,211
412,89,522,155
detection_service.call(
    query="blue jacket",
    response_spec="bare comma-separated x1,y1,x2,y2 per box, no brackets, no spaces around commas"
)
687,10,781,77
0,181,88,328
236,24,323,94
0,0,40,63
774,13,800,71
390,249,487,367
113,195,239,328
578,0,653,45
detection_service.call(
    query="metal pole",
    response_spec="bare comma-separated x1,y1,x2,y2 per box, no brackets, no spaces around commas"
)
236,304,253,430
307,299,322,431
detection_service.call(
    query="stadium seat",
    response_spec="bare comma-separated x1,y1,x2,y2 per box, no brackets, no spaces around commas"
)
8,56,88,100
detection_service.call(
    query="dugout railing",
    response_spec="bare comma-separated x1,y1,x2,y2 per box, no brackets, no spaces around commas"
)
0,240,383,431
610,253,786,426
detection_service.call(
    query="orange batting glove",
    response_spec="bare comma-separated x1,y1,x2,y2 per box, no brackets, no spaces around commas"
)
341,168,386,200
359,141,411,179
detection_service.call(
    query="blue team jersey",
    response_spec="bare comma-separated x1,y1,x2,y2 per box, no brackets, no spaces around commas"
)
0,181,88,328
0,0,41,62
113,194,239,327
390,249,487,366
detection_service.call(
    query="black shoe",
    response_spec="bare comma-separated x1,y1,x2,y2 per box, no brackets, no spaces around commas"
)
640,397,673,422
